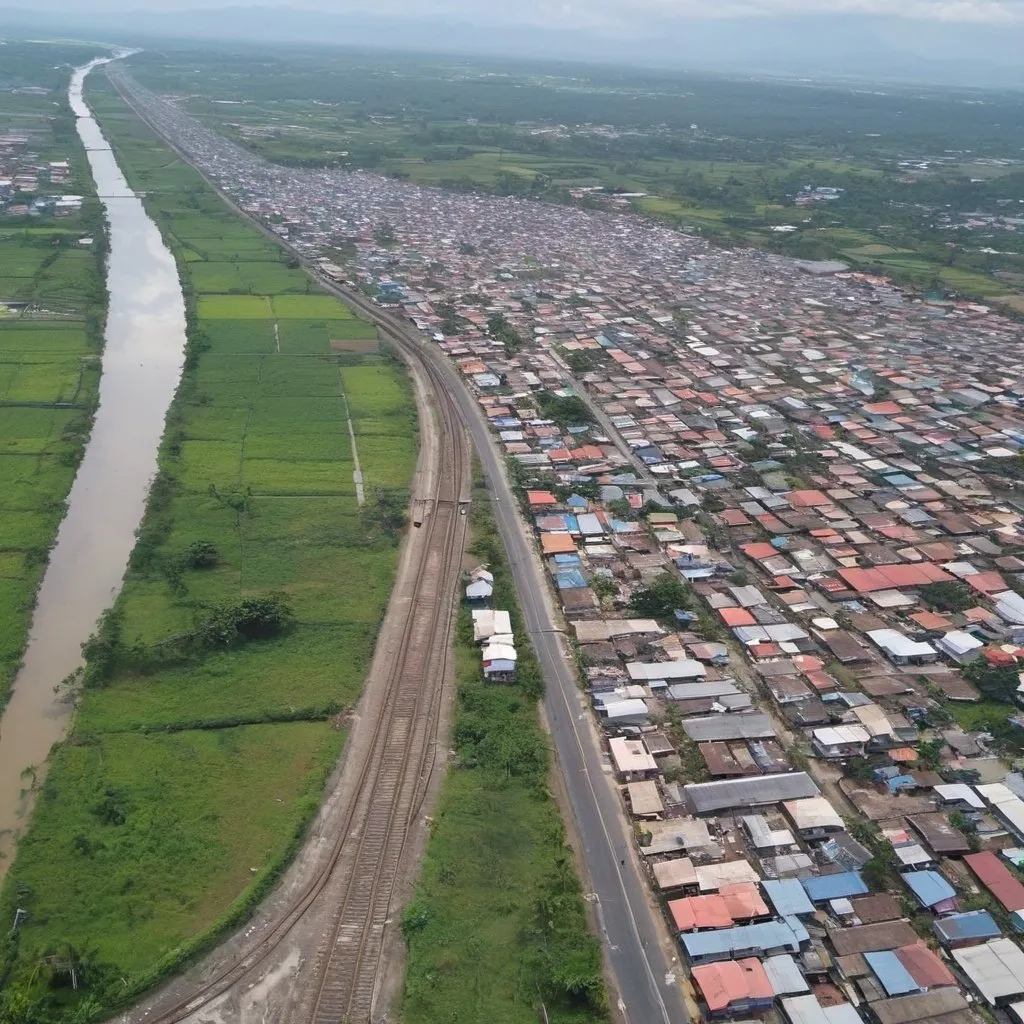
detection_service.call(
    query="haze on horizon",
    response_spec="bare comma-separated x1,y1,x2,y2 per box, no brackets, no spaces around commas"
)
3,0,1024,86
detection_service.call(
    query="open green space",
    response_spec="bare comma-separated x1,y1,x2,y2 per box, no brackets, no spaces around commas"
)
402,498,607,1024
0,48,108,704
0,72,418,1019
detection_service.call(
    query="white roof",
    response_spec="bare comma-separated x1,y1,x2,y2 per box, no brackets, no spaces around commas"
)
602,698,650,720
694,859,760,892
481,642,517,662
742,814,796,850
781,994,862,1024
994,590,1024,625
978,783,1024,840
472,608,512,641
608,736,657,774
953,937,1024,1005
894,843,932,868
652,857,698,890
934,783,985,809
867,629,936,658
812,725,870,746
937,630,984,655
763,953,810,996
577,512,604,535
626,659,706,681
851,703,897,738
784,797,843,832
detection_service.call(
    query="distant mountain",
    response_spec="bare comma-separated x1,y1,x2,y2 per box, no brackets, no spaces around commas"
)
2,5,1023,89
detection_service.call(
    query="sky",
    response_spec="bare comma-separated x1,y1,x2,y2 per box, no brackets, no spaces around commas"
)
19,0,1024,21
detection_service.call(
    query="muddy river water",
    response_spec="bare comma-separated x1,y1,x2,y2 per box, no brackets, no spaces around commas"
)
0,57,186,874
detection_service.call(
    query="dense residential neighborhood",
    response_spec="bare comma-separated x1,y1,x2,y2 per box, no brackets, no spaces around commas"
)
119,70,1024,1023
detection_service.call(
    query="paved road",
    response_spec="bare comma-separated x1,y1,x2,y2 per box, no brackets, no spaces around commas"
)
337,307,691,1024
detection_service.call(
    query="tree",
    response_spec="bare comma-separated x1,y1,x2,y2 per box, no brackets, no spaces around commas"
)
915,738,944,769
629,573,691,621
920,581,973,613
964,659,1021,704
536,391,594,428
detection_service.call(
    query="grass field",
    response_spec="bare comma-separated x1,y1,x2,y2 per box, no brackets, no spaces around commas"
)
0,74,418,1017
402,498,607,1024
0,78,107,705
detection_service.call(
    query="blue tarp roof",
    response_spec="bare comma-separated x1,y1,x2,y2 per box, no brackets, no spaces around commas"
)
799,872,868,903
864,951,919,996
886,774,916,794
554,570,588,590
902,870,956,908
551,553,580,565
934,910,1001,945
681,917,808,963
566,494,589,507
762,879,815,918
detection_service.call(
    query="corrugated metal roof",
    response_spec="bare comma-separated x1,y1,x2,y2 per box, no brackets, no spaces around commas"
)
800,871,868,903
901,870,955,908
953,937,1024,1005
686,772,818,814
762,953,809,996
681,917,808,962
964,851,1024,913
934,909,1001,945
865,950,919,996
762,879,815,918
870,988,971,1024
780,994,863,1024
830,920,919,956
691,958,773,1011
682,713,775,742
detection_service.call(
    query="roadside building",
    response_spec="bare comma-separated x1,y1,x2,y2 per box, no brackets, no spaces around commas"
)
691,958,774,1018
607,737,658,780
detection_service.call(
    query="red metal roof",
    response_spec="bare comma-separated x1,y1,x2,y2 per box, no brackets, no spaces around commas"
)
964,851,1024,912
692,959,773,1012
895,942,957,989
719,606,756,627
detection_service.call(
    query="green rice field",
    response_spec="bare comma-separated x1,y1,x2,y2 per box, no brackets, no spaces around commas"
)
0,73,418,1014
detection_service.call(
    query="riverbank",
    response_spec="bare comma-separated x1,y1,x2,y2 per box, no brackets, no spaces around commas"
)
402,486,608,1024
0,51,112,866
0,51,107,708
0,69,418,1017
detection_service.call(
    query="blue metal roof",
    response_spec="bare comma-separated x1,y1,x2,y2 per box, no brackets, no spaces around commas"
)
934,910,1001,944
901,870,956,908
799,872,869,903
762,879,815,918
554,570,587,590
864,950,919,996
681,917,808,963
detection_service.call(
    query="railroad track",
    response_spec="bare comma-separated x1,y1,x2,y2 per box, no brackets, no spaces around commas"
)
105,69,473,1023
138,364,467,1024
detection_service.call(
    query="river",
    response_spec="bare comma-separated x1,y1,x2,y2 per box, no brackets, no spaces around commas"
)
0,55,187,875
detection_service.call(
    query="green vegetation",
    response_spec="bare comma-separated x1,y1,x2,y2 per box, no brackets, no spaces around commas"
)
628,572,691,622
919,580,975,613
402,490,607,1024
127,45,1024,310
536,391,594,428
0,45,109,703
963,658,1021,703
0,72,418,1018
